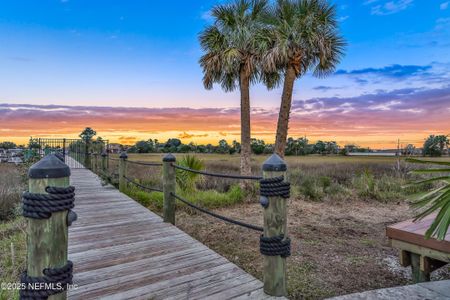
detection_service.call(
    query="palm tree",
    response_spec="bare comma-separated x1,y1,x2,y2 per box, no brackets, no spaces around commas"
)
199,0,268,176
259,0,345,157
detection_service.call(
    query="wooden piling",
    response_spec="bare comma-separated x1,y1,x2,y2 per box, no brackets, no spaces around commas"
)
261,154,288,296
101,150,107,178
119,151,127,192
84,141,91,170
411,253,430,282
163,154,176,225
27,154,71,300
93,153,98,173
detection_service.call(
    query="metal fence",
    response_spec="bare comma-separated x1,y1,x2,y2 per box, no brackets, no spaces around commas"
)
32,138,109,169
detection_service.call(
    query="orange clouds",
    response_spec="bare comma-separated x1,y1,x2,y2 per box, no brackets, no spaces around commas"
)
178,132,209,139
1,86,449,148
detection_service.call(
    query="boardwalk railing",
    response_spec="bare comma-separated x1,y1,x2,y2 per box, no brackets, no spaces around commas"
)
95,151,292,297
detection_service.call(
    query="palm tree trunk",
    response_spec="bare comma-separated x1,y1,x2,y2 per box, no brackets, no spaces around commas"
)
239,68,252,177
274,64,296,158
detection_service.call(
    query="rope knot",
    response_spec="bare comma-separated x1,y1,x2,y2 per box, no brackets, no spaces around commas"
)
260,176,290,198
20,260,73,299
22,186,75,219
260,234,291,257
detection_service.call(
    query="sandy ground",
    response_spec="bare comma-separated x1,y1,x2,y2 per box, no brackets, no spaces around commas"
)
176,198,450,299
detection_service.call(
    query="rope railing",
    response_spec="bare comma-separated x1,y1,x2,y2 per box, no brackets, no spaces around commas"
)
124,176,163,193
171,163,263,180
126,160,163,167
99,170,118,180
93,152,291,296
171,192,263,232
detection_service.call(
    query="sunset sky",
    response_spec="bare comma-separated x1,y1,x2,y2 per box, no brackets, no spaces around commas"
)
1,0,449,148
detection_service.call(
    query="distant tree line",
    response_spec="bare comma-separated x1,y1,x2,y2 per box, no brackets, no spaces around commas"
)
3,131,447,157
126,137,372,156
0,141,17,149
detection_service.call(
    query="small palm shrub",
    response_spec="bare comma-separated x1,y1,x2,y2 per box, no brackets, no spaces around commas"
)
176,155,204,193
406,158,450,240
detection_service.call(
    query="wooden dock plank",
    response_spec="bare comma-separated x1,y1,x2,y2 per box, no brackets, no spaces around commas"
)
67,166,273,299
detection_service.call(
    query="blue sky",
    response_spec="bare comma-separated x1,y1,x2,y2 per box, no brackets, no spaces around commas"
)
0,0,449,108
0,1,449,147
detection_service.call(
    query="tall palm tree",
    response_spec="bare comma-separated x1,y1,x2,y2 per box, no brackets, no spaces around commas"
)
259,0,345,157
199,0,268,176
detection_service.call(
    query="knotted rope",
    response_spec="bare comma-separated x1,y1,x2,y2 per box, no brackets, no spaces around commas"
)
22,186,75,219
259,176,291,257
260,234,291,257
260,176,290,198
20,261,73,299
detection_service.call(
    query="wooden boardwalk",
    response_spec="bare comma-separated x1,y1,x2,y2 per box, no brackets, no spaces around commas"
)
68,167,275,299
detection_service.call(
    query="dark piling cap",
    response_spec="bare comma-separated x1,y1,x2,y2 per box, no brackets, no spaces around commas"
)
262,154,287,172
119,151,128,159
101,150,108,157
163,153,176,162
29,154,71,179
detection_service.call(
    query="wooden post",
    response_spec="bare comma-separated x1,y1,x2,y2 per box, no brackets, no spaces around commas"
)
27,154,71,300
101,150,107,176
411,253,430,282
62,138,66,160
93,153,98,173
119,151,128,192
163,153,176,224
84,141,91,170
261,154,288,296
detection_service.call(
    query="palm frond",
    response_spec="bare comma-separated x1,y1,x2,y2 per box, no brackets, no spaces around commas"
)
408,158,450,240
411,168,450,174
406,158,450,166
199,0,269,92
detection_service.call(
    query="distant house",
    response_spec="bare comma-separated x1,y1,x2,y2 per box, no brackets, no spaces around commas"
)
108,143,123,154
8,148,23,157
348,152,397,157
0,148,24,164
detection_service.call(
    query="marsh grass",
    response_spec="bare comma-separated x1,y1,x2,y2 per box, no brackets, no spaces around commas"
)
0,164,26,300
117,154,438,204
124,182,245,214
0,164,25,221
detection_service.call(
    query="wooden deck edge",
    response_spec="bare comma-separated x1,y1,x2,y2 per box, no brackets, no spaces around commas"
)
390,239,450,263
386,226,450,254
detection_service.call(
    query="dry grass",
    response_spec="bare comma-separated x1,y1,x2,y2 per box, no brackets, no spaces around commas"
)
0,164,25,220
176,199,450,299
0,164,26,300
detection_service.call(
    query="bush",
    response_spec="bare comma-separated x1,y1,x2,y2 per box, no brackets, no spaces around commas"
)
125,184,164,211
352,169,376,199
352,170,405,202
179,184,244,210
298,176,324,201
